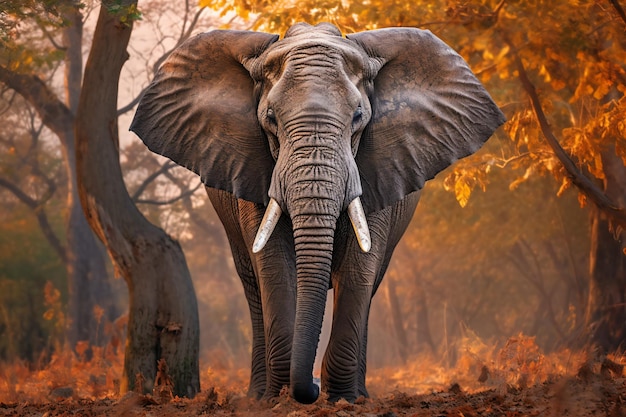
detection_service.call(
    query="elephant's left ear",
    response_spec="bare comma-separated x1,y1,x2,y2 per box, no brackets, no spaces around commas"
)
347,28,505,213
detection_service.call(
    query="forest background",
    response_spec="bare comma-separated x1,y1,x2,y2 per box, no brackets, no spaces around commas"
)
1,0,625,398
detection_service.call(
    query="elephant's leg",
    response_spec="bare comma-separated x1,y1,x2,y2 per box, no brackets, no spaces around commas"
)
206,188,267,398
234,246,268,398
235,199,297,399
324,192,421,402
256,234,297,398
322,246,377,401
320,211,384,402
355,257,393,398
357,301,371,398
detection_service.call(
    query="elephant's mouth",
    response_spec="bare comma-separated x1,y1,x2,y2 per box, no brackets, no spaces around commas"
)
252,196,371,253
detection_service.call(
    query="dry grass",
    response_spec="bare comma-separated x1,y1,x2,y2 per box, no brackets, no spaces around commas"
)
0,332,623,407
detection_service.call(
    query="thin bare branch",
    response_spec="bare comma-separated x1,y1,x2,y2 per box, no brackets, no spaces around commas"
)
0,177,67,262
130,160,176,200
135,182,202,206
0,177,38,209
117,92,143,116
508,239,566,341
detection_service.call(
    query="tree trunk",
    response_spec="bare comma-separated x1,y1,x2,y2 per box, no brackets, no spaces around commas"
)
585,147,626,351
415,290,436,355
75,0,200,397
0,2,119,352
386,277,408,363
61,2,118,351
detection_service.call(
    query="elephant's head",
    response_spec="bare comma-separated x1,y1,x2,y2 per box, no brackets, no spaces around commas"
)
130,22,504,403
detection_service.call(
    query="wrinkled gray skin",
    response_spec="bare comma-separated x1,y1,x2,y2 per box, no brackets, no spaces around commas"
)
131,22,505,404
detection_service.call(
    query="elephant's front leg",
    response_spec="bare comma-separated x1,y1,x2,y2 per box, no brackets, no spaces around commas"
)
235,249,268,398
207,189,268,398
323,193,420,402
321,214,382,402
322,271,375,402
239,200,298,398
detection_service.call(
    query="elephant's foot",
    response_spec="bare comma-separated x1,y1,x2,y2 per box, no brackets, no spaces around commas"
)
326,390,358,403
260,385,284,401
246,371,268,400
323,372,364,403
246,384,265,400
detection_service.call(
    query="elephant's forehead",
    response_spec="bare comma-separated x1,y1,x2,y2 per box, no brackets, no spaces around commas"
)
265,34,367,77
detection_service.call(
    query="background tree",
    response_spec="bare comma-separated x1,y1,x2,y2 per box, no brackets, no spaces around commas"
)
0,0,117,354
448,0,626,351
0,0,203,396
77,0,201,396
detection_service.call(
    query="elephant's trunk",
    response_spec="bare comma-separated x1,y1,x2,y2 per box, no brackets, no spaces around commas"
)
277,138,345,403
289,210,336,403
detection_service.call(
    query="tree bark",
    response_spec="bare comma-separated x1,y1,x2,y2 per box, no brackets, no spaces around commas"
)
61,2,118,351
75,0,200,397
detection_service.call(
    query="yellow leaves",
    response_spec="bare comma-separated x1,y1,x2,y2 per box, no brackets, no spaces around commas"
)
443,173,471,208
556,177,570,197
577,192,587,208
538,64,551,83
572,60,617,103
509,166,533,191
444,162,491,208
3,41,65,74
562,97,626,184
43,280,64,327
454,180,471,208
593,78,613,101
505,110,539,150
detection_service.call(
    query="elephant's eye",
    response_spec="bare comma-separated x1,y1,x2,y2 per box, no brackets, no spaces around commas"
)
266,108,277,125
352,106,363,125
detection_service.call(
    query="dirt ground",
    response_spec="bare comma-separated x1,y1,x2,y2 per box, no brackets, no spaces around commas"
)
2,368,624,416
2,337,624,416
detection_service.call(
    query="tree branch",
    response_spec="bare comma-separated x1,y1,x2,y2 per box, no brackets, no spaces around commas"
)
0,178,38,209
609,0,626,27
135,182,202,206
130,160,175,200
0,66,73,141
510,48,626,229
508,239,566,341
0,177,67,262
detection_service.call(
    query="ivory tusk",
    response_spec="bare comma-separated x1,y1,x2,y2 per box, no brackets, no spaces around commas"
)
252,198,282,253
347,197,371,253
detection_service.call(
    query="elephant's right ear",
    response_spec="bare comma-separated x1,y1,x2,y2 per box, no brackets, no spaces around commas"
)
130,30,279,205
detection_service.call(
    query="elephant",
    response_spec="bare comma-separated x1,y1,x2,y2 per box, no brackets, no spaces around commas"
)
130,22,505,404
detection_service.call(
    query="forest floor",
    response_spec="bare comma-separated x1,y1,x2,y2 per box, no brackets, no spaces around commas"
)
1,372,626,417
1,336,625,416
